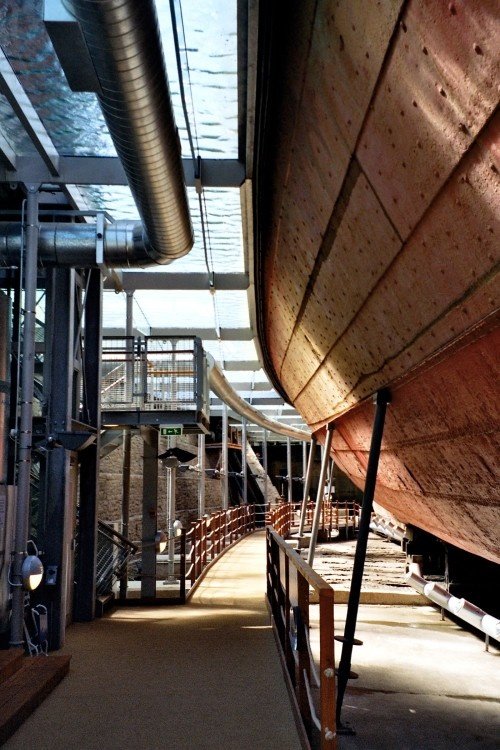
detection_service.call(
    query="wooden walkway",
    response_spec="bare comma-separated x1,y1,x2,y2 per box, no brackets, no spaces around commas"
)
4,531,302,750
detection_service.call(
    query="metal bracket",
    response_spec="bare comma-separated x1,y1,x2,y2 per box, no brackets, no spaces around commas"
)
95,211,105,267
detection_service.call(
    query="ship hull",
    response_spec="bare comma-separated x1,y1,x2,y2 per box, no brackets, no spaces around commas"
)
254,0,500,561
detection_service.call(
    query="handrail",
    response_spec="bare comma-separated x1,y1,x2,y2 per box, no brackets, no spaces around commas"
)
266,527,337,749
185,505,256,594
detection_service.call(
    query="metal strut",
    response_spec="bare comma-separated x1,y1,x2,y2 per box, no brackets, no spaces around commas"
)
336,388,391,728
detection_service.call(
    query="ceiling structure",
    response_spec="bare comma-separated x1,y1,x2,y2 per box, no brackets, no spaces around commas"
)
0,0,308,440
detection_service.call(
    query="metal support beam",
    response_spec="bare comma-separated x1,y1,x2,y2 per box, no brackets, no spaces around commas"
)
242,418,248,505
141,426,158,598
307,425,334,567
0,50,59,175
263,429,268,508
104,272,250,293
198,433,205,518
1,154,245,188
222,404,229,510
167,466,176,581
10,186,39,647
38,267,76,649
336,389,391,727
119,428,131,600
286,437,292,503
74,269,102,622
298,436,317,537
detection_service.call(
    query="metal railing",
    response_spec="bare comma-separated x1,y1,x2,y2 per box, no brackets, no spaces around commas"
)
267,527,337,749
268,500,360,540
100,336,209,415
186,506,256,591
96,520,138,598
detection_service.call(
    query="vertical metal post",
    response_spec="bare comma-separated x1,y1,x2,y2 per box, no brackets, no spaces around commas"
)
119,427,131,600
198,433,205,517
40,267,76,649
302,441,307,481
167,465,176,580
263,430,268,508
242,418,248,505
307,425,334,567
286,436,292,503
336,389,391,725
298,436,317,536
141,426,158,598
222,403,228,509
74,269,102,621
125,291,133,403
10,186,39,647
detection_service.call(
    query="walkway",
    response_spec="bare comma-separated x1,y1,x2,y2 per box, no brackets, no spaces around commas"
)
4,531,302,750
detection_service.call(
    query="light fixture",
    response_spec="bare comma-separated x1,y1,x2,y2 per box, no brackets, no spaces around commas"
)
155,530,167,553
21,555,44,591
172,520,183,537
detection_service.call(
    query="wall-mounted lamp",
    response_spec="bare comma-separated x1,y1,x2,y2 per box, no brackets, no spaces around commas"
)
21,555,44,591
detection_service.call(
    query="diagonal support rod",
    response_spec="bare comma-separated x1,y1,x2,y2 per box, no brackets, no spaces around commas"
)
298,436,317,537
336,388,391,726
307,424,334,567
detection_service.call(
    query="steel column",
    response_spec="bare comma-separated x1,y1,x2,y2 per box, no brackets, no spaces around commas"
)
39,267,76,649
10,186,39,647
74,269,102,621
336,389,391,726
167,465,176,581
125,291,133,402
119,427,131,600
222,403,229,509
307,425,334,567
298,436,317,537
198,433,206,517
263,429,268,513
242,418,248,505
141,426,158,598
286,436,292,503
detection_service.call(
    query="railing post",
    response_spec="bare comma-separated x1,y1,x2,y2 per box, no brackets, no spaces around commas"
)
179,530,186,603
336,389,391,727
320,588,336,749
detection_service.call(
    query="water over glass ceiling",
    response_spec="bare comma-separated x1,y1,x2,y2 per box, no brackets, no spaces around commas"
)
0,0,307,433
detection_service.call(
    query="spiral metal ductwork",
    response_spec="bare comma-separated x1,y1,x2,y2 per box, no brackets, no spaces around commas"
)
64,0,193,264
207,356,311,441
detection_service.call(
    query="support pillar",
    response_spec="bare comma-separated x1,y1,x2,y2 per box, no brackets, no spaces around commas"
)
307,425,334,567
141,426,158,598
39,267,76,649
221,404,228,509
336,389,391,726
119,427,131,600
286,436,292,503
74,269,102,622
242,418,248,505
198,433,205,517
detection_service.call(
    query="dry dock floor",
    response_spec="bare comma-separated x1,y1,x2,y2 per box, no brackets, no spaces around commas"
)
3,531,301,750
3,530,499,750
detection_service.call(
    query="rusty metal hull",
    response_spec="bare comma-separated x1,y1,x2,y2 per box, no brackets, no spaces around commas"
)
255,0,500,562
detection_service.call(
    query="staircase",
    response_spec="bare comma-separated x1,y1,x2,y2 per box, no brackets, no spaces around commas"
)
0,649,70,744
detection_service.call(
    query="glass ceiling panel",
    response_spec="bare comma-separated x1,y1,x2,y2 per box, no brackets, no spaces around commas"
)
157,0,238,157
0,0,237,159
0,0,115,156
77,185,244,274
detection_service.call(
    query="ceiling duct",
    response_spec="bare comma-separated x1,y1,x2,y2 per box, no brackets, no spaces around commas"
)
207,356,311,441
63,0,193,264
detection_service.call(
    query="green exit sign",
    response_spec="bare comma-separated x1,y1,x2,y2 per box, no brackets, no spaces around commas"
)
160,426,183,436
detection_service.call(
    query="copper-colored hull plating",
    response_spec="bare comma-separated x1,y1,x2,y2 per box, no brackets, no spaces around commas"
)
255,0,499,562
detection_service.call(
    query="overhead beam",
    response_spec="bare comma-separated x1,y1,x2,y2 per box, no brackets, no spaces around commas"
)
0,48,59,175
1,154,245,188
210,396,286,406
103,271,249,291
222,360,262,371
101,326,254,341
